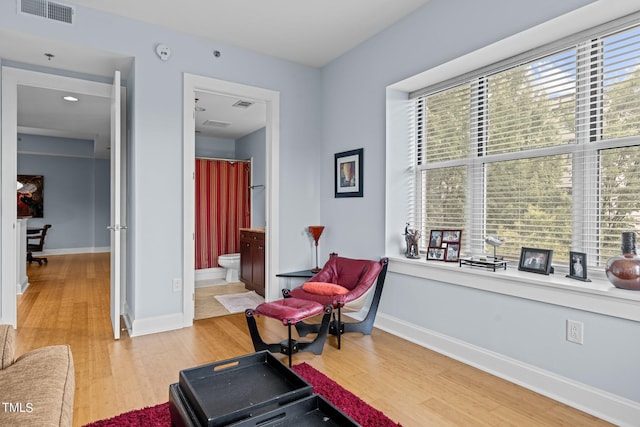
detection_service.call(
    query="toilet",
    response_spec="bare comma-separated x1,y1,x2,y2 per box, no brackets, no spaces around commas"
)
218,253,240,283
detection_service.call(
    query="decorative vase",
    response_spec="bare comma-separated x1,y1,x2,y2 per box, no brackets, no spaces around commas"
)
605,231,640,290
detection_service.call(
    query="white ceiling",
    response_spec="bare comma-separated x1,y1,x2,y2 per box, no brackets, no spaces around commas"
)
65,0,431,68
4,0,431,157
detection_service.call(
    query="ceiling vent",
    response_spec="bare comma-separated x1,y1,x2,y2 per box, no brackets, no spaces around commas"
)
19,0,74,24
202,119,232,128
233,100,254,109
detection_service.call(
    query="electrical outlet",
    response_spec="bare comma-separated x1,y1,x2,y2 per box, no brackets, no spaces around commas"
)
172,278,182,292
566,320,584,344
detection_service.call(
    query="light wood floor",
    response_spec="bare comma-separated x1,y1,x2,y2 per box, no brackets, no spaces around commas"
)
194,281,249,319
15,253,610,427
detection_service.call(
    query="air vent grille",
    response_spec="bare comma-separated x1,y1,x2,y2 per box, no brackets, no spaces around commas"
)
19,0,74,24
233,100,254,108
202,119,232,128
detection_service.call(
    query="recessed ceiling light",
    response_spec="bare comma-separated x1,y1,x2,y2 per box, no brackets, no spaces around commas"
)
63,96,79,102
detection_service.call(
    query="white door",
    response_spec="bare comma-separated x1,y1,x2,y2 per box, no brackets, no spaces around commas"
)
109,71,125,340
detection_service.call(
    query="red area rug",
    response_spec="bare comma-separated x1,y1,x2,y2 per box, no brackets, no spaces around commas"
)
84,362,401,426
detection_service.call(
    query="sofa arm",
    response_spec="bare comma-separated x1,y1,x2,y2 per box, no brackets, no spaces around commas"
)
0,345,75,427
0,324,16,369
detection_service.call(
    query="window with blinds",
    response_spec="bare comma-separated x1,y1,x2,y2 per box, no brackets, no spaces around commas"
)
411,19,640,267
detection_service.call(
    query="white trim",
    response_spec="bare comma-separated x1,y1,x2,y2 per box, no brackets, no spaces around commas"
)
2,67,115,329
130,313,184,337
16,280,29,295
34,247,111,256
183,74,280,328
194,267,226,283
391,0,640,94
375,313,640,427
389,257,640,322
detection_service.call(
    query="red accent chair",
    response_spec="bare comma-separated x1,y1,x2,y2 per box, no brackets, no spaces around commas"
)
284,253,389,349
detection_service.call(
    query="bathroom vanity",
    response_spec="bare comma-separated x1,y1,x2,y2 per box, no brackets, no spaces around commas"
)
239,228,265,297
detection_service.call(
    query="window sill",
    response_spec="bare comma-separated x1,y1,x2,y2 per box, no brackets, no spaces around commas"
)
388,256,640,322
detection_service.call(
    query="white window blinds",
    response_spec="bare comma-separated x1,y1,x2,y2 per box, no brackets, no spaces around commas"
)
412,17,640,266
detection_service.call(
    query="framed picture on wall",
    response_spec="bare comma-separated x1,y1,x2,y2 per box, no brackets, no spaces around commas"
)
17,175,44,218
335,148,363,198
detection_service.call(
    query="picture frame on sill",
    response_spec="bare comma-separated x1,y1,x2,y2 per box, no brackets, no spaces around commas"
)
518,247,554,275
567,251,591,282
427,247,445,260
445,243,460,262
335,148,363,198
442,230,461,243
429,230,442,248
427,229,462,262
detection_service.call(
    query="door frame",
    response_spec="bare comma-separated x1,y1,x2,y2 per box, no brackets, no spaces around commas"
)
0,67,124,327
182,74,280,324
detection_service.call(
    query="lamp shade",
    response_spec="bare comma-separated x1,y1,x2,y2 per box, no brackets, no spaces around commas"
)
308,226,325,243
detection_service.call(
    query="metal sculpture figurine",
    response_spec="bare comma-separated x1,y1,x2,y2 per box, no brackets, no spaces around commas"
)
404,223,421,259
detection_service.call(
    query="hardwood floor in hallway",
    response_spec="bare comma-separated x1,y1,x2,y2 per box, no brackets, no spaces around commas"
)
14,253,611,426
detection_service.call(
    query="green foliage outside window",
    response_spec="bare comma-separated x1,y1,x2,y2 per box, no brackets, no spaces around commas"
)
416,24,640,266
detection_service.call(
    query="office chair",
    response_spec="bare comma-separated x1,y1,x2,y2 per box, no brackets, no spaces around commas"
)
27,224,52,265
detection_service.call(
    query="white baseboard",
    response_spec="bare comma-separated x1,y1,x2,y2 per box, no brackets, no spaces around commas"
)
195,267,226,283
129,313,185,337
39,247,110,255
16,279,29,295
122,301,133,336
374,313,640,427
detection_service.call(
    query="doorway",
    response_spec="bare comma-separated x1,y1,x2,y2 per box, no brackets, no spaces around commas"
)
191,91,266,319
182,74,280,325
1,67,125,336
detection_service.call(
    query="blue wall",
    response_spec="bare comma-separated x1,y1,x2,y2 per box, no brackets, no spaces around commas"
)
17,134,110,251
317,0,640,420
195,135,235,159
236,127,266,228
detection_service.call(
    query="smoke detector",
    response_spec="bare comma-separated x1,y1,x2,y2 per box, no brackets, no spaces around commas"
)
155,44,171,61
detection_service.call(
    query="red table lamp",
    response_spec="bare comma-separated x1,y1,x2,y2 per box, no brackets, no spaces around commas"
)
308,226,325,273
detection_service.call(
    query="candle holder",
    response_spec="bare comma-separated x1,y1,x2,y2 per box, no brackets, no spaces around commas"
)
308,226,325,273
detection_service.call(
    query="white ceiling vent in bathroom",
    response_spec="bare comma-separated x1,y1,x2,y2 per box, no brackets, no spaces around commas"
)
19,0,74,24
232,100,254,109
202,119,232,128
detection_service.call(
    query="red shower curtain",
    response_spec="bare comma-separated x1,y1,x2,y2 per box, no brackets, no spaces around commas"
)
195,159,251,269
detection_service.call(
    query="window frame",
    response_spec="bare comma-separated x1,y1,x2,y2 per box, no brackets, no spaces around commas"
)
411,19,640,269
384,7,640,324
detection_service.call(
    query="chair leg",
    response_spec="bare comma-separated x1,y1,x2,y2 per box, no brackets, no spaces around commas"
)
294,320,320,337
244,310,283,354
246,307,333,367
296,306,332,356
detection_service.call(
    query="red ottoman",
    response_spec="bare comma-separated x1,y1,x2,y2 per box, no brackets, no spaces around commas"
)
245,298,332,367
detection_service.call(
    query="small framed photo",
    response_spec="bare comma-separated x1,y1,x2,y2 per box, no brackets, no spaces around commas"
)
427,229,462,262
567,251,591,282
427,247,445,260
445,243,460,262
335,148,363,198
518,247,553,275
429,230,442,248
442,230,461,243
